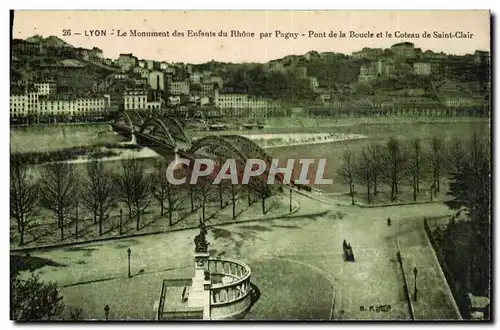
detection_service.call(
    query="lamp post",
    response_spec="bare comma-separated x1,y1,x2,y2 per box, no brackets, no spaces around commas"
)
413,267,418,302
104,305,110,320
289,188,292,213
127,248,132,278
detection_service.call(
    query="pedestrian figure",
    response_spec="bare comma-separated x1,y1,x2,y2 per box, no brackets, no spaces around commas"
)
387,217,391,226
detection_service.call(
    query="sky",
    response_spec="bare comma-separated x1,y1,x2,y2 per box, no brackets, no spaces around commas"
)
12,10,491,64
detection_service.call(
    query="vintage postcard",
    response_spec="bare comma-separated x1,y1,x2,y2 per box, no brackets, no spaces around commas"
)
10,10,491,321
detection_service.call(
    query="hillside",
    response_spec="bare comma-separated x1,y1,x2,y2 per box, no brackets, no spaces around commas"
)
26,35,74,48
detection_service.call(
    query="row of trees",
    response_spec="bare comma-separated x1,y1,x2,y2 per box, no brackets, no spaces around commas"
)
10,156,272,246
337,132,488,204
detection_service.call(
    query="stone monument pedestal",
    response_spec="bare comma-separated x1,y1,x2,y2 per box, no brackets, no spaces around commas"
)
188,251,211,319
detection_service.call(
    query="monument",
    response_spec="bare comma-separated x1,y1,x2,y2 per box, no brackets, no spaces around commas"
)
188,221,211,319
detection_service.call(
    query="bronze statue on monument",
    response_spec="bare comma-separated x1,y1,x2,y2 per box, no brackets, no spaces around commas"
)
194,221,209,253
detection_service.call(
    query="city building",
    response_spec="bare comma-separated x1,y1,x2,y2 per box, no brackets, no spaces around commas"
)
214,89,281,117
113,73,129,80
90,47,103,59
351,47,383,60
169,81,190,95
202,70,212,80
10,94,29,117
168,95,181,106
123,89,148,110
358,59,395,82
206,76,223,89
33,81,57,96
37,95,107,118
160,62,169,70
200,83,215,94
149,71,166,91
190,72,202,84
146,100,162,110
309,77,319,91
443,97,482,108
390,42,415,59
12,39,44,54
358,63,377,82
116,53,138,72
133,78,148,87
474,50,490,65
138,60,146,68
413,62,432,75
146,60,155,70
133,67,150,79
78,48,90,61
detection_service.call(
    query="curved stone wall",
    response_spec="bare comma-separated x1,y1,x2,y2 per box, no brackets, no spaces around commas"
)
208,258,252,320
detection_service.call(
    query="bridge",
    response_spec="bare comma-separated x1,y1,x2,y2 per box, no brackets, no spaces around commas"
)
113,110,192,151
111,111,281,190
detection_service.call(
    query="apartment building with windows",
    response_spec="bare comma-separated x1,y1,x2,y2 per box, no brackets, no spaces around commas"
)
190,72,202,84
351,47,383,60
123,89,148,110
134,67,150,79
37,96,107,117
169,81,190,95
413,62,432,75
116,53,138,72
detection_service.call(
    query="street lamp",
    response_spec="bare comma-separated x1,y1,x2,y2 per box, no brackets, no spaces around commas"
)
289,188,293,213
127,248,132,278
413,267,418,302
104,305,110,320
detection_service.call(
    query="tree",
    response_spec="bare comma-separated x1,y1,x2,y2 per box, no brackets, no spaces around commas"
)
40,162,79,241
354,148,374,203
447,137,466,176
194,177,214,222
367,142,383,196
115,158,151,231
384,137,408,201
151,161,182,226
81,159,115,236
446,132,491,294
230,184,240,219
10,158,39,245
429,136,444,193
11,272,65,321
337,148,356,205
408,138,423,201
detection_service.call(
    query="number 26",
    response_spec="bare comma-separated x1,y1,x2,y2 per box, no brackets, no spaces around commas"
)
62,29,71,36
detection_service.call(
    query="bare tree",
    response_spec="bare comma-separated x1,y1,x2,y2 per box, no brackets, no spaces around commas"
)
82,159,115,235
337,148,356,205
40,162,79,241
10,158,39,245
194,177,214,222
428,136,444,193
367,142,383,196
354,148,374,204
230,184,240,219
115,158,151,231
384,137,408,201
408,138,424,201
151,161,182,226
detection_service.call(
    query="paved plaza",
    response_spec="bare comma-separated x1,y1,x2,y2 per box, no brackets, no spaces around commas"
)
16,194,459,320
